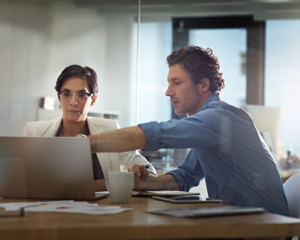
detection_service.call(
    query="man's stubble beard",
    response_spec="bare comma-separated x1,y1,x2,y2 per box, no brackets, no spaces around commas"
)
175,83,201,115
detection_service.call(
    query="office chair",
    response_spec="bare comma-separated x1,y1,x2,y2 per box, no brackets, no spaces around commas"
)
283,173,300,218
283,173,300,240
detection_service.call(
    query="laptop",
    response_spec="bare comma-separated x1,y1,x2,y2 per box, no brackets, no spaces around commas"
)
0,137,109,200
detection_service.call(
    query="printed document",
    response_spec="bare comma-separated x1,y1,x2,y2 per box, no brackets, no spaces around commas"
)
0,200,132,215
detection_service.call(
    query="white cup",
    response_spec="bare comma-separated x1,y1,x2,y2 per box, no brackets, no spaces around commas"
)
105,171,134,203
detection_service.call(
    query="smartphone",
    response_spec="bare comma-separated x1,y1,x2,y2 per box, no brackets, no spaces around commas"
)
152,195,222,203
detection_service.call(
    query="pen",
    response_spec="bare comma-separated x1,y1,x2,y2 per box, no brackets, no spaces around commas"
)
140,164,151,170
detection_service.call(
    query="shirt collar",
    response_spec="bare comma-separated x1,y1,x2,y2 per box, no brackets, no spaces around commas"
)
199,92,221,112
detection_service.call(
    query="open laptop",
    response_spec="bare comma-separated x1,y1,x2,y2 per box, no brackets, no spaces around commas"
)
0,137,109,200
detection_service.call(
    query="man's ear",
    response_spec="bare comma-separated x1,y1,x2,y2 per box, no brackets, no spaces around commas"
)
90,95,97,106
199,78,210,92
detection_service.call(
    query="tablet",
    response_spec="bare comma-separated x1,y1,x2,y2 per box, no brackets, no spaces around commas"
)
152,195,222,203
136,190,200,197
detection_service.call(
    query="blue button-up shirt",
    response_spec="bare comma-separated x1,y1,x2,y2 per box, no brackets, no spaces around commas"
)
139,93,289,216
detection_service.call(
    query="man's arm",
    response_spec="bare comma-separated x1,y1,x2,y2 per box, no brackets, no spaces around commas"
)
88,126,147,153
128,164,180,191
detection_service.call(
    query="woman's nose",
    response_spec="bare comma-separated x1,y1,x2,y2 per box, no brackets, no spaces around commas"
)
69,94,78,105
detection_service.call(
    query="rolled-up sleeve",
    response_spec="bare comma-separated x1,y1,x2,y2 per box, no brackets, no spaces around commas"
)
138,121,165,151
138,109,229,152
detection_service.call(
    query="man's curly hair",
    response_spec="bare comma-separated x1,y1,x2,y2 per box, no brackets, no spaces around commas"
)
167,45,225,93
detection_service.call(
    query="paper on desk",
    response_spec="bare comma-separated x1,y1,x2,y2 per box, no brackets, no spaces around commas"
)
0,200,97,211
0,200,132,215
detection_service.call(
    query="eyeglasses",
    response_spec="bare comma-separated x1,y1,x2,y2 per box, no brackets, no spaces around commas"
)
59,91,93,103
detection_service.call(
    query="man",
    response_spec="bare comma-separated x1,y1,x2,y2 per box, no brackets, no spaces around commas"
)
88,45,288,216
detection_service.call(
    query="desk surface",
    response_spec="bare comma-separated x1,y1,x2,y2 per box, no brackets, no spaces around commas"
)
280,170,299,183
0,196,299,240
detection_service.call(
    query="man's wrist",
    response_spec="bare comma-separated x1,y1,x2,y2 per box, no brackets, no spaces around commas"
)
143,176,163,191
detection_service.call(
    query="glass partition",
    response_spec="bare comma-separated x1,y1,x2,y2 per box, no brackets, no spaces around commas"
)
132,22,172,125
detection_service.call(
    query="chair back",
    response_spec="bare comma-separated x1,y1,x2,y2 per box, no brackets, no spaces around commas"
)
283,173,300,218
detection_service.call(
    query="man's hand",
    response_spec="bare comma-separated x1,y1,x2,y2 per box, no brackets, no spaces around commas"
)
128,165,180,191
128,164,150,191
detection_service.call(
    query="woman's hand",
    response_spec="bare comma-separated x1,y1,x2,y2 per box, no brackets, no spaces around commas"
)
94,179,107,191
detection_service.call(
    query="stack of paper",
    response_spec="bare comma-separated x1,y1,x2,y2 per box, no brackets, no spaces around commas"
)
0,200,132,215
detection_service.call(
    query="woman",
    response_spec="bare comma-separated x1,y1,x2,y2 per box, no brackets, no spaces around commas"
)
22,65,156,191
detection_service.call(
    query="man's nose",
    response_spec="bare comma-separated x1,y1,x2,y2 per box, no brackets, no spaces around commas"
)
165,85,174,96
69,94,78,105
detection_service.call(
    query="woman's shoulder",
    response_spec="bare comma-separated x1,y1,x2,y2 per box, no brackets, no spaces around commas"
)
23,118,61,137
88,117,120,132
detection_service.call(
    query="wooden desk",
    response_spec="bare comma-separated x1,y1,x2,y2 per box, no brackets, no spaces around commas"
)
280,170,299,183
0,196,300,240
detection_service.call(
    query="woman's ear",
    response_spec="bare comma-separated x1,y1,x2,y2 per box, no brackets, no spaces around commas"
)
90,95,97,106
57,93,61,104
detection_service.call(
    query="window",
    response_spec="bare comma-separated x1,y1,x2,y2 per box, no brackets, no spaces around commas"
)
265,20,300,157
189,29,247,107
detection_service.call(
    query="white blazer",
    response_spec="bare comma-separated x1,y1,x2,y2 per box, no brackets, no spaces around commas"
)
22,117,157,179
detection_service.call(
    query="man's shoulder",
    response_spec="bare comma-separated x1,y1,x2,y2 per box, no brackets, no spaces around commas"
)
207,99,233,109
208,100,251,118
193,100,252,125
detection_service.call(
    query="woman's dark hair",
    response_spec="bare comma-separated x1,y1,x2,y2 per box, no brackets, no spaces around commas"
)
55,65,98,94
167,45,225,93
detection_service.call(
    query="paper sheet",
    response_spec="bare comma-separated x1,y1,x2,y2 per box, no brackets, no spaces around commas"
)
0,200,132,215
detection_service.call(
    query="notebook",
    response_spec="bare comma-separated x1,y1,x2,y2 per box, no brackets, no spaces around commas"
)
0,137,109,200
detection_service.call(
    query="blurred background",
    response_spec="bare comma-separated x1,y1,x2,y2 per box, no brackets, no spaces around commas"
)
1,0,300,176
